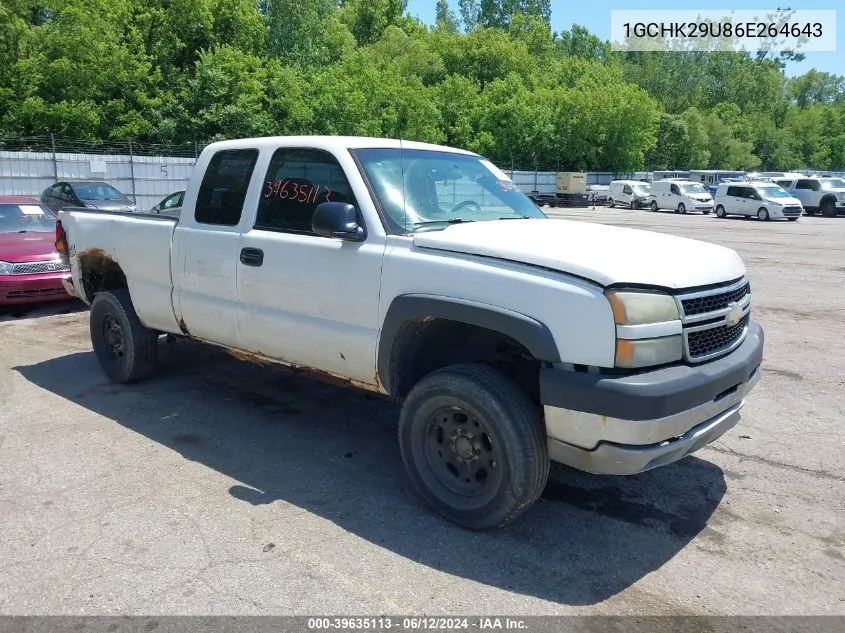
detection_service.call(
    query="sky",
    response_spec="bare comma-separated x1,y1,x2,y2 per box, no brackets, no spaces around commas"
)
405,0,843,77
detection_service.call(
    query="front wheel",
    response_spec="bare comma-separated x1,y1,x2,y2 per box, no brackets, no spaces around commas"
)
702,209,711,215
650,200,659,212
757,207,769,221
608,198,614,208
677,203,686,214
821,199,838,217
398,363,549,530
715,205,726,218
90,289,159,383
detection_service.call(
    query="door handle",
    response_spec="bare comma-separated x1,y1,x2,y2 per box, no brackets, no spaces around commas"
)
239,247,264,267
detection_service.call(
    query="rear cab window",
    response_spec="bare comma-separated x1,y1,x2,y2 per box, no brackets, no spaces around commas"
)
195,149,259,226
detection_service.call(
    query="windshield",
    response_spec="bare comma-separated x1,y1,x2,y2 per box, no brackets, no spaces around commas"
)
821,178,845,190
74,183,128,201
0,203,57,233
351,148,546,233
681,183,708,194
757,186,791,198
632,184,650,195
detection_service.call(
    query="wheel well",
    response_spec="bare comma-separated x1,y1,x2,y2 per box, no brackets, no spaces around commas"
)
386,318,542,402
78,250,127,302
820,194,837,205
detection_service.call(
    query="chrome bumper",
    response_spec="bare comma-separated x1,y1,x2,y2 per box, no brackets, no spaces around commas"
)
543,349,762,476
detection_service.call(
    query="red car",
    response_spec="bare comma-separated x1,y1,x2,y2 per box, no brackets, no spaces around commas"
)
0,196,73,306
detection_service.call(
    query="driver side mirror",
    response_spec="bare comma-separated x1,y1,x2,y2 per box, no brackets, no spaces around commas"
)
312,202,365,242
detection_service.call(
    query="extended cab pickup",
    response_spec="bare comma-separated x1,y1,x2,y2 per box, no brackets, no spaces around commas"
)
56,136,764,529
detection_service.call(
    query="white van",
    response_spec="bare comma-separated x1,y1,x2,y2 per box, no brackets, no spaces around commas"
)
607,180,651,209
649,180,714,214
714,181,803,221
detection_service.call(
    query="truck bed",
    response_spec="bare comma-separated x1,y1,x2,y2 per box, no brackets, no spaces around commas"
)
59,208,182,334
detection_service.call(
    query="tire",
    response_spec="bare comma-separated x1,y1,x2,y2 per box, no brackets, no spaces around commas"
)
608,198,614,208
788,217,799,221
804,208,816,216
650,200,658,212
702,209,711,215
398,363,549,530
757,207,769,221
630,200,637,210
820,199,838,217
90,289,158,384
677,203,686,214
715,205,726,218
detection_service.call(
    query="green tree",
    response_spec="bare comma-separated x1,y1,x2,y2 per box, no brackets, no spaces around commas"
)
435,0,460,32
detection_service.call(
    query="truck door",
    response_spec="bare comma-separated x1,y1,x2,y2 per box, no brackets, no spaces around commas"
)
171,147,260,346
235,147,385,386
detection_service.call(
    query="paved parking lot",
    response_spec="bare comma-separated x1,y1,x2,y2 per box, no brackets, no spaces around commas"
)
1,207,843,615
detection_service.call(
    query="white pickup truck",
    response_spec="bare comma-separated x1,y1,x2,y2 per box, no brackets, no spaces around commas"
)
56,136,764,529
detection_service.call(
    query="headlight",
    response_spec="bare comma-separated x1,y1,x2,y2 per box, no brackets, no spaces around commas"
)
616,336,684,369
606,290,679,325
0,261,13,275
606,290,683,368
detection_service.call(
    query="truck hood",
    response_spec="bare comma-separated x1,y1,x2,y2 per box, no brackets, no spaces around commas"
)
0,232,61,263
412,219,746,289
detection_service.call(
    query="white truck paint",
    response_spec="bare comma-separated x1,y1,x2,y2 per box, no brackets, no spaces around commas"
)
57,136,764,529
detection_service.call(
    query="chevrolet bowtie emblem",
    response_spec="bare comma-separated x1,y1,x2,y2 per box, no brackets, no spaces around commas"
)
725,302,743,327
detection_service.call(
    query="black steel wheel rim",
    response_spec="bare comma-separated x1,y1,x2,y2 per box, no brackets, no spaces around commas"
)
101,312,125,361
424,406,499,497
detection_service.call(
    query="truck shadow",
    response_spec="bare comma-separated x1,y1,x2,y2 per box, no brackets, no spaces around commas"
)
14,340,728,606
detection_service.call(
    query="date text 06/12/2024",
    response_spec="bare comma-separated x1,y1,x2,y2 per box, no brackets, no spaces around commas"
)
306,617,528,630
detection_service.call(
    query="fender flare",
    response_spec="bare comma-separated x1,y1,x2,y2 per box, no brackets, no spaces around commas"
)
377,294,561,395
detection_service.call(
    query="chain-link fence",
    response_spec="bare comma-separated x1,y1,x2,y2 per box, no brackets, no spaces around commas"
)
0,134,203,212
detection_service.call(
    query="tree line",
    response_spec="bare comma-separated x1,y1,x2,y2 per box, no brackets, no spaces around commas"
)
1,0,844,171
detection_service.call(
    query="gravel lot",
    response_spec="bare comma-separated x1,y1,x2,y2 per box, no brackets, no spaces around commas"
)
1,207,843,615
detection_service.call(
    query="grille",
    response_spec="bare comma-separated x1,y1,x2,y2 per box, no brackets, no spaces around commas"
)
681,282,750,316
687,314,749,359
6,288,67,298
782,206,802,217
10,261,70,275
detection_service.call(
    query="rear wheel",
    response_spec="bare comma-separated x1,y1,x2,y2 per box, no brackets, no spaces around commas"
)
757,207,769,221
90,289,158,383
650,200,658,212
821,199,838,217
715,205,726,218
398,363,549,530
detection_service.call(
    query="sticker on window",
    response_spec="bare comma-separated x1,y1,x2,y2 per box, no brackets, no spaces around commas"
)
19,205,45,215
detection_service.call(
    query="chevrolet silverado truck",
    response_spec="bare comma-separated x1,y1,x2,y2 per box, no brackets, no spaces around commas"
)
56,136,764,529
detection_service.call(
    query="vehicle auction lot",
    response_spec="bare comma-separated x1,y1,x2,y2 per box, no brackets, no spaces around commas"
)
1,208,843,615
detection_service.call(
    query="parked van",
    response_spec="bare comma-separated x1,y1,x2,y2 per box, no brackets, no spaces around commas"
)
607,180,651,209
714,181,803,221
649,180,714,214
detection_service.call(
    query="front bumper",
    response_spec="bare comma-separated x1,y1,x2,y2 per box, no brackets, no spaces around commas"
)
541,322,764,475
0,272,73,305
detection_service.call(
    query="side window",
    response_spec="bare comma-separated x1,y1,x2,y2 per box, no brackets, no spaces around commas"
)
775,180,792,189
726,186,738,197
195,149,258,226
701,176,706,182
670,184,680,195
623,185,632,194
795,179,819,191
256,148,357,234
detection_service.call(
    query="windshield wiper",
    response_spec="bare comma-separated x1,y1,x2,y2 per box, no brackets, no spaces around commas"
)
498,215,536,220
412,218,475,228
